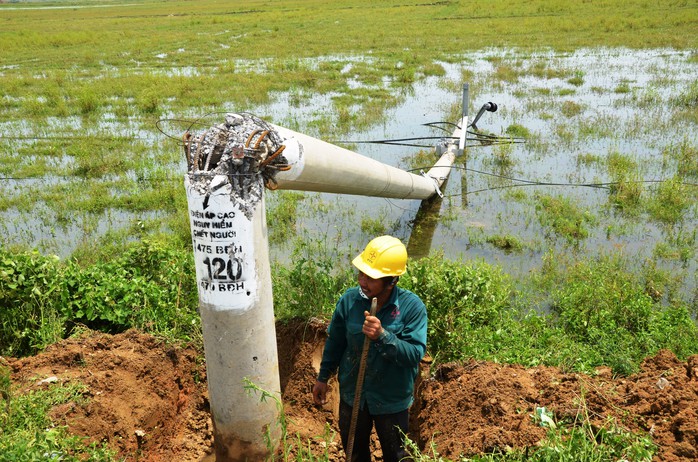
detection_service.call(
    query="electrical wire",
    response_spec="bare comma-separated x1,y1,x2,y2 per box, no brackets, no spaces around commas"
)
411,165,610,189
333,135,525,149
422,121,459,132
1,118,524,148
1,168,696,192
433,179,698,198
332,118,525,148
156,114,237,142
410,165,698,197
1,118,695,196
12,176,698,192
0,135,148,141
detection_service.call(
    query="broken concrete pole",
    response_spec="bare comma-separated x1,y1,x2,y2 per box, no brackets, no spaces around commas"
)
184,113,283,461
182,112,456,460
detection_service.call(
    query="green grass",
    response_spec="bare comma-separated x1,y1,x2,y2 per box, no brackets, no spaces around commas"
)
407,419,655,462
0,239,200,357
485,234,525,253
646,176,696,224
1,0,696,255
0,366,117,461
4,239,695,372
2,236,697,460
534,194,597,244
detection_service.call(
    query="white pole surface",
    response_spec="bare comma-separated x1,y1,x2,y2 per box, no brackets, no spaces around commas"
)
185,175,280,462
272,125,456,199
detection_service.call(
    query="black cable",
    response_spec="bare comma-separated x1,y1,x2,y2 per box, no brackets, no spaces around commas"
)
331,116,526,147
1,116,525,148
156,112,242,142
467,130,525,142
0,135,146,141
0,175,186,182
445,165,608,188
448,179,698,197
156,118,199,142
335,136,455,144
334,136,524,149
452,183,607,198
405,165,698,194
0,121,694,194
1,173,695,193
422,121,459,132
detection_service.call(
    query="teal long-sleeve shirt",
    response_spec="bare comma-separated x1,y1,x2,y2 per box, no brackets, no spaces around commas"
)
317,285,427,415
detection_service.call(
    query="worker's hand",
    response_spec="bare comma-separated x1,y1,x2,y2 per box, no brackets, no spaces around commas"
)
312,380,328,406
363,311,384,340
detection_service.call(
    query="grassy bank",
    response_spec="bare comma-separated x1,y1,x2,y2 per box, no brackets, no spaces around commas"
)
3,238,697,459
3,239,696,371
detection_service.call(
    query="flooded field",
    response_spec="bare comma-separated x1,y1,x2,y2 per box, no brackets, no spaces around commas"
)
1,48,696,303
262,48,698,302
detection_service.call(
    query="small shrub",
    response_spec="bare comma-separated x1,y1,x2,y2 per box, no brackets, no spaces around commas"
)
272,246,354,321
486,234,524,253
549,254,698,374
561,100,583,117
534,194,597,244
0,240,200,357
401,254,512,362
645,177,693,224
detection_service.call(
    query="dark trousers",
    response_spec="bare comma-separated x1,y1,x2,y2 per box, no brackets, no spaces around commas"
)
339,400,410,462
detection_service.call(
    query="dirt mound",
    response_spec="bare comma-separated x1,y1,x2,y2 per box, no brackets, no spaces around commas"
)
6,321,698,461
6,329,213,461
418,352,698,461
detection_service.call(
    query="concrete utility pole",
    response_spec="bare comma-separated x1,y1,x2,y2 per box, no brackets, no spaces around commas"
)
183,103,463,460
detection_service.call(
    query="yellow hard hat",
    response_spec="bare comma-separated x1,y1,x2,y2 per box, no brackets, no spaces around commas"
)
352,235,407,279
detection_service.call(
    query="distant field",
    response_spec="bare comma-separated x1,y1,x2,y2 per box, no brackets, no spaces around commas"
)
3,0,697,63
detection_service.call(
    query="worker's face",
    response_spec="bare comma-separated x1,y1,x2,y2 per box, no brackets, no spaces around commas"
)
357,271,392,300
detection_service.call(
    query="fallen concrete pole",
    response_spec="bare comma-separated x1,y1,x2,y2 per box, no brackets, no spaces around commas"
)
182,112,459,461
273,124,457,198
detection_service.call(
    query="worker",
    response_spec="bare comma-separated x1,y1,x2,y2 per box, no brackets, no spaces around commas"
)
312,235,428,462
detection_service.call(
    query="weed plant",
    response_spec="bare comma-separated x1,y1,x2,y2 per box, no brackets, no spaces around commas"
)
0,239,200,357
405,420,655,462
485,234,525,253
5,238,695,373
272,238,355,321
534,194,597,244
244,378,338,462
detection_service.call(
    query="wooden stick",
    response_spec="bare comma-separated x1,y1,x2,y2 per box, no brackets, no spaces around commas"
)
346,297,378,461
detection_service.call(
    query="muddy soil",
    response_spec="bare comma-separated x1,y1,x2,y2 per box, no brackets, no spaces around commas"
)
5,320,698,461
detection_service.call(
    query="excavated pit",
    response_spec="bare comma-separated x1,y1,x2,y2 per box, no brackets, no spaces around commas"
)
5,320,698,461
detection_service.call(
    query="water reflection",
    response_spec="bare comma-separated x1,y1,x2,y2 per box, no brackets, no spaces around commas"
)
406,177,448,259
